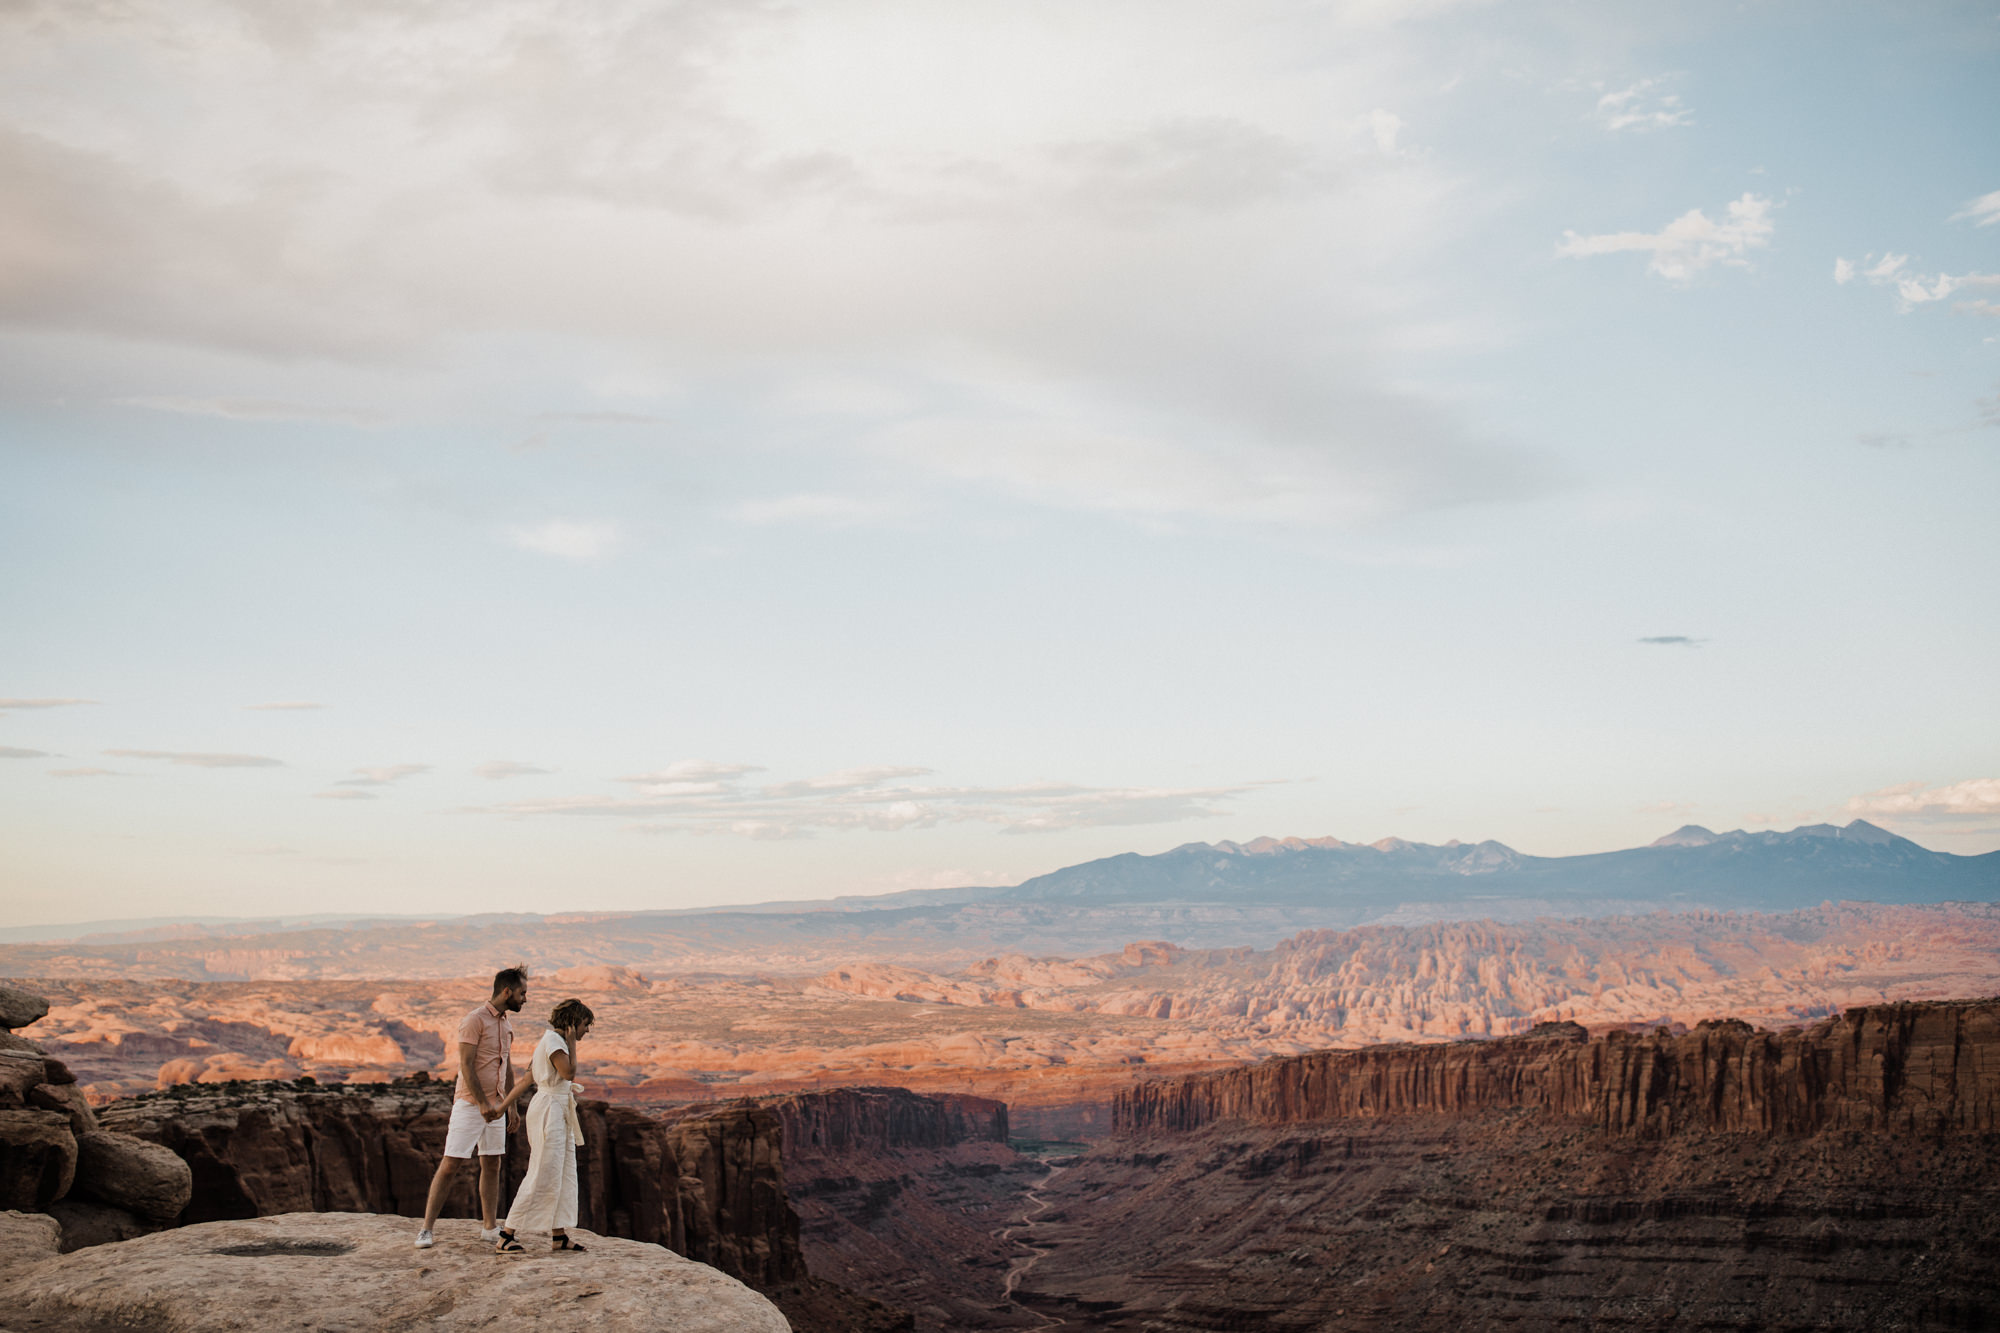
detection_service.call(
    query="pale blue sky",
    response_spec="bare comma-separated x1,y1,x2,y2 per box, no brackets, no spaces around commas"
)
2,1,1996,926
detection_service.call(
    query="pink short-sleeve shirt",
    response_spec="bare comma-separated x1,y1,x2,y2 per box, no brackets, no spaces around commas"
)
453,1001,514,1105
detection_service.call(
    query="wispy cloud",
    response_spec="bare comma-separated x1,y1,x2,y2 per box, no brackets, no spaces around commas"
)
1558,193,1774,283
1835,251,2000,315
116,396,387,427
1948,190,2000,228
475,760,552,780
506,520,621,562
1638,635,1705,647
0,697,97,711
314,789,377,801
480,760,1276,838
1593,77,1693,132
0,746,50,759
244,701,324,711
338,763,430,787
104,749,283,768
1846,778,2000,819
51,767,122,778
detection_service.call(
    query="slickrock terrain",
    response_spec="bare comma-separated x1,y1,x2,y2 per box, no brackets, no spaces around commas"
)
1010,999,2000,1330
0,1212,790,1332
11,903,1999,1142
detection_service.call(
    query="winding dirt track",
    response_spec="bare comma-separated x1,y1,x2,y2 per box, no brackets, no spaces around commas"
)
997,1158,1073,1327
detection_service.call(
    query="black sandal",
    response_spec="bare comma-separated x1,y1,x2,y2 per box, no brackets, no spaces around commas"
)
495,1230,526,1254
551,1234,587,1252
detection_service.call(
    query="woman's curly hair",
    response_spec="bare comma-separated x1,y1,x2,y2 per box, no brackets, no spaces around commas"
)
548,998,595,1034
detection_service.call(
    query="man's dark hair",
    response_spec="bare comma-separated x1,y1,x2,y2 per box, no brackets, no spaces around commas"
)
492,963,530,995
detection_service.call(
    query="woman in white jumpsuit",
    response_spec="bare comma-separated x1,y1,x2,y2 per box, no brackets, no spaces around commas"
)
494,997,594,1253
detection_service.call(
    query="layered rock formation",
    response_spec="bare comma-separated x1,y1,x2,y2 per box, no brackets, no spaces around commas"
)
0,983,190,1241
1116,998,2000,1137
0,1212,789,1332
769,1086,1008,1157
1010,998,2000,1330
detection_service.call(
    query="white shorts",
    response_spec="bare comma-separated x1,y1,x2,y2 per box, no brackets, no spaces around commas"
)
443,1099,508,1158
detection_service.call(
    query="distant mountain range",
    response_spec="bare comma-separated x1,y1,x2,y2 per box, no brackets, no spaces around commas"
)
950,819,1997,916
2,822,1991,976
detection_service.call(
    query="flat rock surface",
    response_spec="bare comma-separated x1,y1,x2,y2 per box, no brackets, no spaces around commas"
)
0,1211,792,1332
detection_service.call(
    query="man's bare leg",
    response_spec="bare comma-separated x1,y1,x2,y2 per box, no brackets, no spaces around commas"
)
478,1155,502,1232
421,1155,466,1232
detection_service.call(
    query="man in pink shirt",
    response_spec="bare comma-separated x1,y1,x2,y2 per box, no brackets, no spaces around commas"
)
415,964,527,1248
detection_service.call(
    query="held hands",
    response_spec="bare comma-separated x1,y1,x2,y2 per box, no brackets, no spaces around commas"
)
480,1099,502,1123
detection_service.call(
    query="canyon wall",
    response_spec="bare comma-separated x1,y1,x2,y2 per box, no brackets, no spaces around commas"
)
93,1078,918,1331
766,1085,1008,1157
95,1076,804,1284
768,1087,1045,1332
1013,999,2000,1330
1116,998,2000,1138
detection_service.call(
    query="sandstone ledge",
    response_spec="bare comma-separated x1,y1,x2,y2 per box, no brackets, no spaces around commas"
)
0,1211,791,1332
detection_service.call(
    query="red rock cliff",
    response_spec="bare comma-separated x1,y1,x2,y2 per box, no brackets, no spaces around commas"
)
96,1077,803,1286
1116,998,2000,1138
763,1085,1008,1157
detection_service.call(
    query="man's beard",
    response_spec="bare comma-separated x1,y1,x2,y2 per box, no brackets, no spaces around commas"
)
505,994,524,1012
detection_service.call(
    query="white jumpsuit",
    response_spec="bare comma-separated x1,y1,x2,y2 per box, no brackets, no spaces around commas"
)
503,1027,583,1234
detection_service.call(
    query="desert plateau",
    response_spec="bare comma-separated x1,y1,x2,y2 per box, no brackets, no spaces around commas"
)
5,823,2000,1329
7,6,1998,1325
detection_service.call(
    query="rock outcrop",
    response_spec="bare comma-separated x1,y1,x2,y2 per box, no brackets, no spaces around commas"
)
94,1078,805,1281
0,1212,790,1332
0,982,50,1031
70,1129,194,1222
92,1077,907,1332
0,1109,76,1211
1117,999,2000,1137
0,983,186,1228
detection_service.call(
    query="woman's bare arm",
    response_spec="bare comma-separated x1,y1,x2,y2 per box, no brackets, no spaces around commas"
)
496,1076,531,1113
551,1043,575,1082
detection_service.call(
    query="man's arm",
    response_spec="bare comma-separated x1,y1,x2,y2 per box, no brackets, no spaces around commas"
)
458,1041,498,1119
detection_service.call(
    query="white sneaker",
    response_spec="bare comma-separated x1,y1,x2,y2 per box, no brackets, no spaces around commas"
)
414,1229,434,1249
478,1228,500,1243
